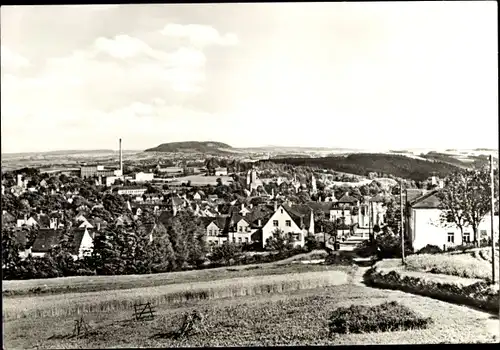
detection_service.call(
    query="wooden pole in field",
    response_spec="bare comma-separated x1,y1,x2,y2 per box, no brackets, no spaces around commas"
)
368,200,372,242
489,155,496,284
400,179,405,263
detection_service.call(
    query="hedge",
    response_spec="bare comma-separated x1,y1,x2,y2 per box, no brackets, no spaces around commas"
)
329,301,432,334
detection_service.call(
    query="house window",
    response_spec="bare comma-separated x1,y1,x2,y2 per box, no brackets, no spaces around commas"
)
273,220,279,227
463,232,471,243
238,237,242,243
239,226,243,232
285,220,291,227
245,237,249,243
233,237,236,243
280,209,283,214
447,232,454,243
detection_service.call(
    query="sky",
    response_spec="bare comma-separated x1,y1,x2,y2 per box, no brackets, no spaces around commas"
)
1,2,498,153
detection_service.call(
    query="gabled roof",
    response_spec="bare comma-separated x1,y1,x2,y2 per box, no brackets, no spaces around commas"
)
172,197,184,206
306,202,333,214
2,211,16,223
337,193,358,203
406,189,426,204
282,204,313,230
37,214,51,228
368,194,386,202
143,222,156,235
13,228,28,247
32,229,64,253
203,216,229,232
410,190,441,209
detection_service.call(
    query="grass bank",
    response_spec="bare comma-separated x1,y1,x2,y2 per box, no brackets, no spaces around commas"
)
364,261,499,313
4,284,496,348
405,249,499,280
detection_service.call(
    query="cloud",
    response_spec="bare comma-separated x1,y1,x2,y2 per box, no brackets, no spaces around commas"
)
1,46,30,70
160,24,239,47
91,35,207,92
94,35,156,59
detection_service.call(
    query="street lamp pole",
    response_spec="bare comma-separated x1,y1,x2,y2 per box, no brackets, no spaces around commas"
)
400,179,405,264
489,155,496,284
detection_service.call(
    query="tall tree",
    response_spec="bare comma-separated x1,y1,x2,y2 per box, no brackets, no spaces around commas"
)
437,168,498,244
436,171,469,243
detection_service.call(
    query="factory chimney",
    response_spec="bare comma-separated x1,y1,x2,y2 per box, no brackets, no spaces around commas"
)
119,138,123,174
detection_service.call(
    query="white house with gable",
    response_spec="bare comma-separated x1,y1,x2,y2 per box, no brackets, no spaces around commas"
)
262,204,313,249
407,190,499,251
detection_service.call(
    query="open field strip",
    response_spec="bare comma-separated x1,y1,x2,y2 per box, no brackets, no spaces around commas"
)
404,250,500,280
2,250,334,297
3,270,350,320
4,284,497,349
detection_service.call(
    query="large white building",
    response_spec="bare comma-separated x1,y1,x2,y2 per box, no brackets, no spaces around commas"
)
135,172,155,182
407,190,499,251
117,187,147,196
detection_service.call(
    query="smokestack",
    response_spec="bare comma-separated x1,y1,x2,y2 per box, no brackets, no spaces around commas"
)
119,138,123,174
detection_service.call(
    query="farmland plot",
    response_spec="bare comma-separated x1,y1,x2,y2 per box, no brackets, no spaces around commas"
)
4,284,496,349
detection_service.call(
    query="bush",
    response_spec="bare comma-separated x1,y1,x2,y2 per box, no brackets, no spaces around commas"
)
305,235,322,252
416,245,443,255
445,244,477,253
374,231,412,259
328,301,432,334
353,240,377,258
324,253,355,266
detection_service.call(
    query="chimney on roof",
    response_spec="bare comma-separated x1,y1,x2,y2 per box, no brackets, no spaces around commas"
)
119,138,123,174
274,201,278,212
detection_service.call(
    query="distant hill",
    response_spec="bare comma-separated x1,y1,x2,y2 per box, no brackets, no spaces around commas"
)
145,141,233,154
262,153,462,182
419,151,470,168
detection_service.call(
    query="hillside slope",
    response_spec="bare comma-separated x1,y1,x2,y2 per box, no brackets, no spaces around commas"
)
264,153,461,182
145,141,233,153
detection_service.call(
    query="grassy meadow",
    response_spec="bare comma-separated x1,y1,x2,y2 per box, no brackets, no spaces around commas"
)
405,248,500,280
3,270,350,320
3,250,340,297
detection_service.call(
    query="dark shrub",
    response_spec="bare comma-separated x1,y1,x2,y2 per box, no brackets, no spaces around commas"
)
417,244,443,255
353,240,377,258
375,231,412,259
446,244,476,253
328,301,432,334
305,235,322,252
324,253,355,266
